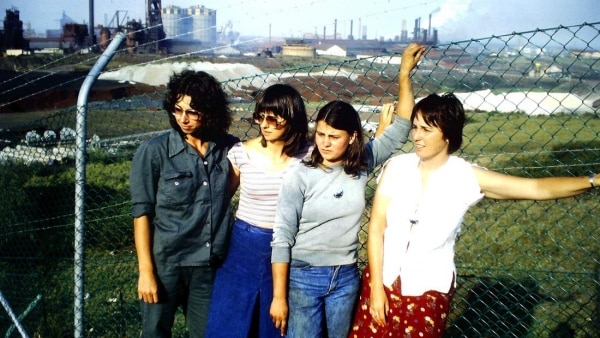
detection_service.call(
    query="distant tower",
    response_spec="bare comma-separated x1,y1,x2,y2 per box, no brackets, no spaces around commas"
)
362,25,367,40
413,17,420,41
3,8,27,49
162,5,185,40
348,20,354,40
358,18,362,40
188,5,217,44
89,0,95,44
428,13,432,42
333,19,337,40
401,19,408,43
146,0,166,53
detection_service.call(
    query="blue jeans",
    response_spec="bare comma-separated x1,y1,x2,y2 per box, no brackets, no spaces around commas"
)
287,261,360,338
205,219,280,337
141,265,215,338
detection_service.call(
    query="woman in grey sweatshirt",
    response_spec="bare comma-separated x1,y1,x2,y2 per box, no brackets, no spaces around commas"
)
270,43,426,338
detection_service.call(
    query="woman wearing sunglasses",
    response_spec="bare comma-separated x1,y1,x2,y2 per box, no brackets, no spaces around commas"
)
206,83,312,337
269,43,426,338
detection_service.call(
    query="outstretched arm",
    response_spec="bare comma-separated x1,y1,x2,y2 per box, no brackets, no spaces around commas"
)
396,43,426,121
474,167,598,200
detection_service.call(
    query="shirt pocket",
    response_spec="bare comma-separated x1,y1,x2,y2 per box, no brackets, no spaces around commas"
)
159,170,195,206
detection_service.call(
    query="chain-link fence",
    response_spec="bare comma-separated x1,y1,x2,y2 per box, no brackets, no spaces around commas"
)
0,22,599,337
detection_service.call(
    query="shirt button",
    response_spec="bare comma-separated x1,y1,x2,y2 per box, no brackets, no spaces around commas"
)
202,181,208,186
205,242,211,247
203,161,208,165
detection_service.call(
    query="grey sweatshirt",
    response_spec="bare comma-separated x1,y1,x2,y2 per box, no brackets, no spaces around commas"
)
271,117,411,266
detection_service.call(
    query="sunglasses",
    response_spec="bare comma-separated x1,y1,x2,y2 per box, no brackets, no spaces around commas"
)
253,113,285,127
172,106,202,121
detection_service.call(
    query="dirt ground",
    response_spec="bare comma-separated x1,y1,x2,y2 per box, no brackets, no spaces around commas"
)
0,53,395,129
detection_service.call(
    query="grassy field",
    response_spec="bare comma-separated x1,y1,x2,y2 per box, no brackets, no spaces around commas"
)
0,106,598,337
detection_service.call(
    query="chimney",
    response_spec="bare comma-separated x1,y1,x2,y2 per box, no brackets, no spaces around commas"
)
334,19,337,40
358,18,362,40
428,13,432,42
413,18,419,41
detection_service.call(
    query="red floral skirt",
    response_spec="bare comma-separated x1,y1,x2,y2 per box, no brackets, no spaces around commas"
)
348,265,454,338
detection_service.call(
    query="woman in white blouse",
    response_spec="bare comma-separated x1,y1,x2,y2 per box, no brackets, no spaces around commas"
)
349,92,598,338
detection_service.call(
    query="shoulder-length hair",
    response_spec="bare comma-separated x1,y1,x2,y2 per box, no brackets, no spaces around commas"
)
163,70,232,141
306,100,366,176
253,84,309,156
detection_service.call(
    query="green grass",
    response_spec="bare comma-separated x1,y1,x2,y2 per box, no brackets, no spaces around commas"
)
0,109,598,337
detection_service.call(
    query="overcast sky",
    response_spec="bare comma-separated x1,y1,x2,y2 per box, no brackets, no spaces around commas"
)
7,0,600,42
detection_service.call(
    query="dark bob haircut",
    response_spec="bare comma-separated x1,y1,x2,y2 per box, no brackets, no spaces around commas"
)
411,93,465,154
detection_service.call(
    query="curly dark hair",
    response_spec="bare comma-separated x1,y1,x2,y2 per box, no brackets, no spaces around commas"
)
253,84,309,156
411,93,465,154
163,70,232,141
305,100,366,177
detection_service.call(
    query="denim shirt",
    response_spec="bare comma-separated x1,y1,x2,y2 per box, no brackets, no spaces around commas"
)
130,129,238,266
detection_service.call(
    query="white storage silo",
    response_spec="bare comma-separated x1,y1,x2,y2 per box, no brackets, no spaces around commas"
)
162,5,190,41
188,5,217,44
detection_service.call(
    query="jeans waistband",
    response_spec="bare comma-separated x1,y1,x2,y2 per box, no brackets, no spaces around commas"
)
235,218,274,235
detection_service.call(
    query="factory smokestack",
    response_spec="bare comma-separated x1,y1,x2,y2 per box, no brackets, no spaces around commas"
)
89,0,95,44
413,18,420,41
358,18,362,40
334,19,337,40
428,13,432,42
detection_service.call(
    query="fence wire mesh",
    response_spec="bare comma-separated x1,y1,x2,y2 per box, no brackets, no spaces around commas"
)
0,22,599,337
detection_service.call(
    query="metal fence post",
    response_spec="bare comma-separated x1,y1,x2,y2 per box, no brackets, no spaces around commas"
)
74,32,125,338
0,290,30,338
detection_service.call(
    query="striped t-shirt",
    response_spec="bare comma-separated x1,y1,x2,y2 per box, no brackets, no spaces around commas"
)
228,141,313,229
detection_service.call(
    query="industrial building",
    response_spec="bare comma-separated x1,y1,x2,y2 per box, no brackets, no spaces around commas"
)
1,7,29,52
162,5,217,45
2,1,439,56
282,44,316,57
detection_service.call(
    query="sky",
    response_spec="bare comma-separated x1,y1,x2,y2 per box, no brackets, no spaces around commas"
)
6,0,600,42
